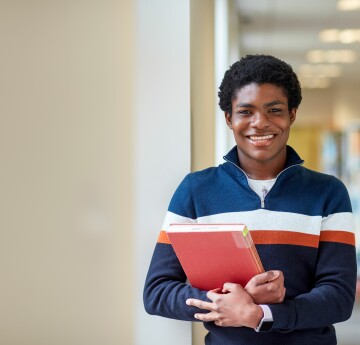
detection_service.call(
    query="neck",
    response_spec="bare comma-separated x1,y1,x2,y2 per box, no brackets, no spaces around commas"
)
237,149,287,180
243,170,278,180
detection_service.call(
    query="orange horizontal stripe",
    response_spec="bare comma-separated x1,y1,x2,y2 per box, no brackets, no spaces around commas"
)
159,229,355,247
251,230,319,248
157,230,171,244
320,230,355,246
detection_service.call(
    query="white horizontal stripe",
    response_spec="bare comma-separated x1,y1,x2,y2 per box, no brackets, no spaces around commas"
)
162,210,354,236
168,223,247,232
161,211,195,231
198,210,322,235
321,212,354,232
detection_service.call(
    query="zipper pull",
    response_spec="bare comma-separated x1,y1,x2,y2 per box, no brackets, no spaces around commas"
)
261,186,267,208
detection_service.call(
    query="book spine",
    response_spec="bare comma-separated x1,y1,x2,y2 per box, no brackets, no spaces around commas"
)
243,229,265,273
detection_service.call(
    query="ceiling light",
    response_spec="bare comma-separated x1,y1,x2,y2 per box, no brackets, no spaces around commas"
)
306,50,324,63
319,29,360,43
324,50,341,63
299,77,331,89
319,29,340,42
339,29,359,43
298,64,342,78
306,49,357,63
337,0,360,11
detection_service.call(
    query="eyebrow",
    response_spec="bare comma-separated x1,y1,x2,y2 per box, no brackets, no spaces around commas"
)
264,100,286,107
234,100,286,109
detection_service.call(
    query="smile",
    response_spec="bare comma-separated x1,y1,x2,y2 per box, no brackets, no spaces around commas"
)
248,134,275,142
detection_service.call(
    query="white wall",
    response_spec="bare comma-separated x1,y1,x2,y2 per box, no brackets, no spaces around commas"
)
134,1,191,344
0,1,135,344
190,0,215,343
0,1,191,344
214,0,238,165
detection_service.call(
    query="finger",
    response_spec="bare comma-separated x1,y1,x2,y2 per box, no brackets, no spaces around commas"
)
249,271,279,287
214,319,229,327
268,270,281,281
186,298,216,311
258,277,283,293
222,286,229,293
206,289,223,301
194,312,217,322
222,282,243,292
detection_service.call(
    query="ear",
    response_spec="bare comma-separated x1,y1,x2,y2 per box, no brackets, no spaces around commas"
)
289,108,297,126
225,112,232,129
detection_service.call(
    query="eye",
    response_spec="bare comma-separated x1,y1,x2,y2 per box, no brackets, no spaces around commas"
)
237,109,252,115
269,108,281,113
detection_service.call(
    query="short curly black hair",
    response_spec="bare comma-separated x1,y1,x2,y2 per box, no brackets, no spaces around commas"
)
218,54,302,114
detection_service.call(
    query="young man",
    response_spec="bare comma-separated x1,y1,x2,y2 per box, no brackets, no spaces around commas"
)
143,55,357,344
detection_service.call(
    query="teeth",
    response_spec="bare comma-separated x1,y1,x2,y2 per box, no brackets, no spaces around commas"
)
249,134,274,141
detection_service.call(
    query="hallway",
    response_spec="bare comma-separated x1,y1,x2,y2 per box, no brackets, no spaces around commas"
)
336,304,360,345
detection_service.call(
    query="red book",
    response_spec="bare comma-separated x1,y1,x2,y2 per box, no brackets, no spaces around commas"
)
167,223,264,291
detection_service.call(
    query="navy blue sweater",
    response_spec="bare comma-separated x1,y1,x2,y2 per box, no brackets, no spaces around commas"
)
144,146,357,345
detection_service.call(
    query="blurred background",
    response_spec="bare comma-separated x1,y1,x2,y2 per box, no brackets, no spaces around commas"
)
0,1,359,345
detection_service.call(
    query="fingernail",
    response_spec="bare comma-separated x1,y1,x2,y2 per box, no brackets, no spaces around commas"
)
271,271,279,278
194,314,199,319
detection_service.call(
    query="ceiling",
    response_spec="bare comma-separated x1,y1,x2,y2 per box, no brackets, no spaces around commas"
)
235,0,360,89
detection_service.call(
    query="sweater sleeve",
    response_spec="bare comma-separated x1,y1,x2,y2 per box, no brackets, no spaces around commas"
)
269,178,357,331
143,175,208,321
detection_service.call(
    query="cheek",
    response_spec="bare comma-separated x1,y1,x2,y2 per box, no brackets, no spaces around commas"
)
275,119,292,131
279,127,291,143
231,119,249,130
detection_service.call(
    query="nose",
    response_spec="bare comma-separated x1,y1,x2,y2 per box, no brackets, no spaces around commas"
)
250,111,270,129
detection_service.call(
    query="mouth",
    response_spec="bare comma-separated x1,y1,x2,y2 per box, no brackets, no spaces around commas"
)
246,134,276,146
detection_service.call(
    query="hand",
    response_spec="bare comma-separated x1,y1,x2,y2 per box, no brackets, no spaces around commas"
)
244,270,285,304
186,283,263,328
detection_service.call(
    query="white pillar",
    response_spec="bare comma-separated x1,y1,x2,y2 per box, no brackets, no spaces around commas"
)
134,1,192,344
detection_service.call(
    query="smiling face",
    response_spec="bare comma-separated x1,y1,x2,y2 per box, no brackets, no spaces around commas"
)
225,83,297,179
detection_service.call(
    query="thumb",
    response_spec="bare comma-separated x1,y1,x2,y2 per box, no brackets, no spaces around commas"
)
252,270,280,286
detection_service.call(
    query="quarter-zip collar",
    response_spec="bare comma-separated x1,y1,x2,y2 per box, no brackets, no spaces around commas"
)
223,145,304,176
223,145,304,208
